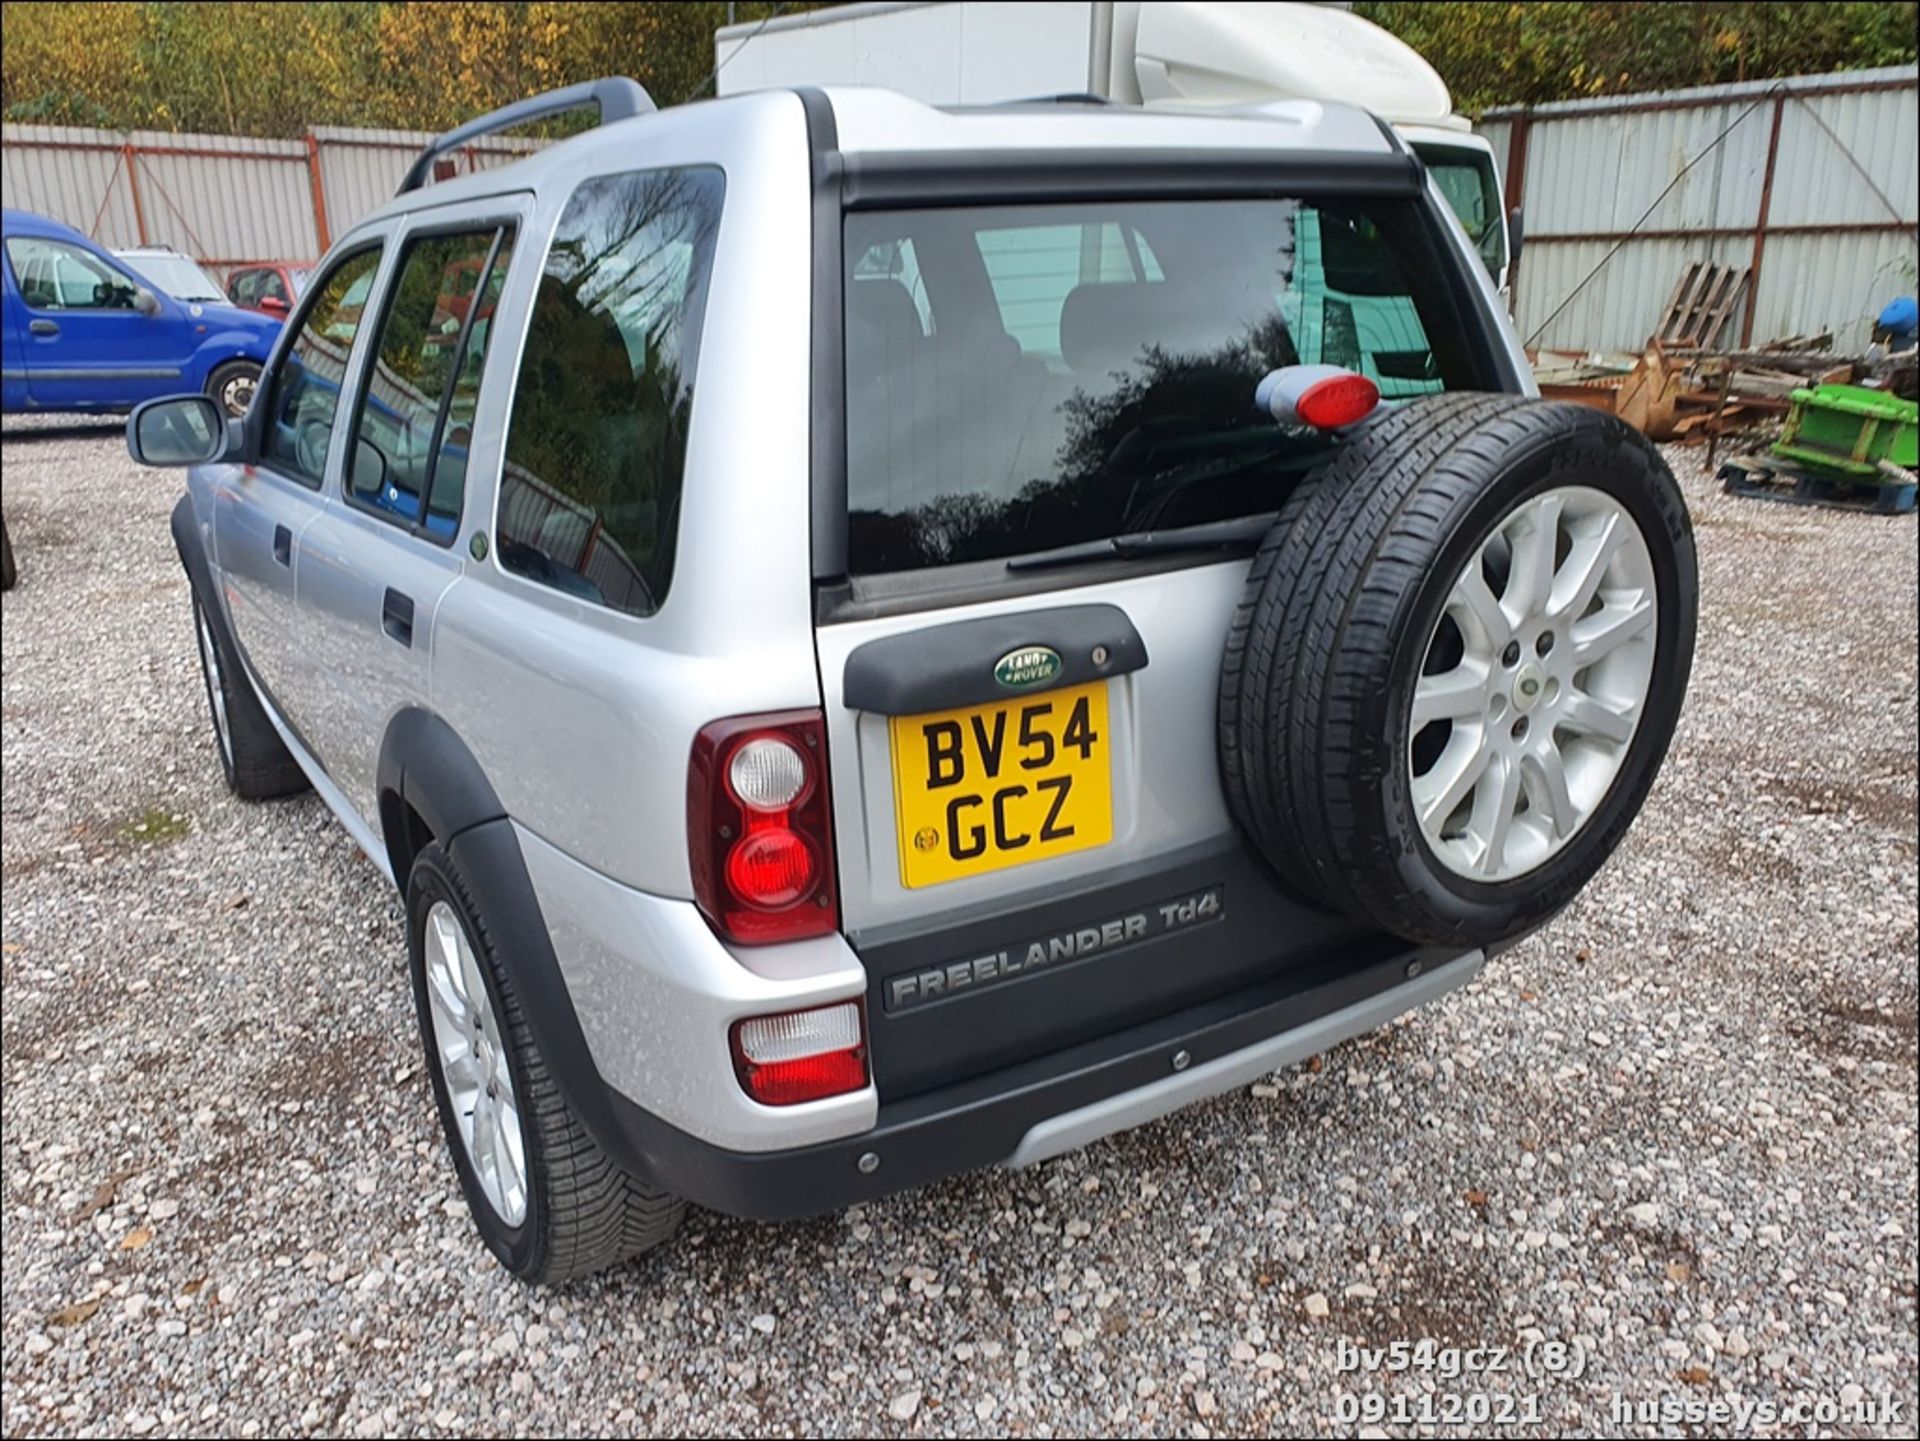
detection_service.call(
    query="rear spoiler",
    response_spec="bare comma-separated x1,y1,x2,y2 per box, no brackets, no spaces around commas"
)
397,76,655,196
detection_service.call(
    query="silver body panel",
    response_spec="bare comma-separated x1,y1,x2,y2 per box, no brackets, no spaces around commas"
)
186,85,1504,1154
427,92,821,896
516,823,876,1151
210,466,323,728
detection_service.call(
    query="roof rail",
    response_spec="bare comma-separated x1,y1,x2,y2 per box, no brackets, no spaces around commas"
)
396,76,655,195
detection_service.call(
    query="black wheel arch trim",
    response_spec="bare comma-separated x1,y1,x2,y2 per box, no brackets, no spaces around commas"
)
376,707,508,869
169,491,212,595
169,492,234,652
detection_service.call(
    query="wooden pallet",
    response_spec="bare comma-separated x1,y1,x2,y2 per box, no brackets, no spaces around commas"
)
1654,262,1750,350
1719,455,1917,515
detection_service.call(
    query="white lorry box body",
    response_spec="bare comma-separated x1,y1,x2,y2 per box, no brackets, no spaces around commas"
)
716,1,1513,287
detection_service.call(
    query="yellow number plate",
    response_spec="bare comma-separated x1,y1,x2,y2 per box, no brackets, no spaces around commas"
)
889,681,1112,888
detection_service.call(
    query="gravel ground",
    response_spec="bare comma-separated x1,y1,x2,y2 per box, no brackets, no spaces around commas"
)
3,415,1915,1438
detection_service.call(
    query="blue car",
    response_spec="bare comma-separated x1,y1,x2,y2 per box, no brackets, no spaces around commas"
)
2,208,283,418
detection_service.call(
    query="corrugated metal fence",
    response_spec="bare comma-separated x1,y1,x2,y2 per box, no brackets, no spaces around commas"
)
0,123,540,275
6,66,1914,347
1479,65,1919,355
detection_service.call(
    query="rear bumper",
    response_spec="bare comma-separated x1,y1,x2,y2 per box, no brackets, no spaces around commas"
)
493,812,1482,1217
601,943,1481,1220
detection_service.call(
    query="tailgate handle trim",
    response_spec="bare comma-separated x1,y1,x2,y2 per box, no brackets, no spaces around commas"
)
842,603,1147,716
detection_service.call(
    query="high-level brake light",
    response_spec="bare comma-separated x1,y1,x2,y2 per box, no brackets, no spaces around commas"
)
1255,364,1381,430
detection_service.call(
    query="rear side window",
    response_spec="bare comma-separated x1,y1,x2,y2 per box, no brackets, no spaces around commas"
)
498,167,724,617
1419,145,1506,279
261,247,383,489
346,225,515,540
844,197,1490,574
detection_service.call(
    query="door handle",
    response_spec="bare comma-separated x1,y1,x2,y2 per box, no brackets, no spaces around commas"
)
272,524,291,567
382,587,415,648
28,319,58,336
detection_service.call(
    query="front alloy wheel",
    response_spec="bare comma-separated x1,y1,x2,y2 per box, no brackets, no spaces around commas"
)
193,595,235,771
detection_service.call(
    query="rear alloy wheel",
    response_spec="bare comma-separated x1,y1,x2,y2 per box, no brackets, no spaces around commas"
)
1218,395,1696,948
422,898,529,1226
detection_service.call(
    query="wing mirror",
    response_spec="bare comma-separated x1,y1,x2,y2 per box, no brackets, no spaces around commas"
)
259,295,289,316
1506,205,1524,272
133,286,162,317
126,395,238,466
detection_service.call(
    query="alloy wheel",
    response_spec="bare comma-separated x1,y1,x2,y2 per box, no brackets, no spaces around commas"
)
1408,485,1659,881
194,601,234,767
421,901,528,1225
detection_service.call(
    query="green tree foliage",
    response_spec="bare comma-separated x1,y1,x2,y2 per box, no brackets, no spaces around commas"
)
4,2,1914,133
1,1,833,136
1355,1,1919,114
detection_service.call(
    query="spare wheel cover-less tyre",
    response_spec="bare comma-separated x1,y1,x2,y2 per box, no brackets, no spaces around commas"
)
1218,396,1697,948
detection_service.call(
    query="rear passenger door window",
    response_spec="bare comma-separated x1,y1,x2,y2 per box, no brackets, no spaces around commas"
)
344,225,515,541
497,166,724,618
260,248,384,489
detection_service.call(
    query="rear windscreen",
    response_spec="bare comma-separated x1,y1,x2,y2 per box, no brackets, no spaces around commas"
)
844,196,1490,573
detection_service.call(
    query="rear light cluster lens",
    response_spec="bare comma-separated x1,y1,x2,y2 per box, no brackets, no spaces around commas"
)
725,829,814,908
731,1001,868,1105
728,737,807,809
689,710,839,944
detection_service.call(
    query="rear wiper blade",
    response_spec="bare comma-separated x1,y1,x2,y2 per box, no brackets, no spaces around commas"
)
1005,514,1274,572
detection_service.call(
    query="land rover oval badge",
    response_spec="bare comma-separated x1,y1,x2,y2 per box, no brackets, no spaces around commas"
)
994,645,1062,690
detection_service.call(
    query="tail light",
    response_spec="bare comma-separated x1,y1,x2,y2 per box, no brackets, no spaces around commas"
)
689,709,839,944
730,1001,868,1105
1255,364,1381,430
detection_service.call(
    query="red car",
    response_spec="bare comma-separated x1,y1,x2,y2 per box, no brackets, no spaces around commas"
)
224,262,312,318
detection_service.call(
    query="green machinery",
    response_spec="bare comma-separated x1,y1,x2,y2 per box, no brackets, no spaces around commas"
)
1721,383,1918,514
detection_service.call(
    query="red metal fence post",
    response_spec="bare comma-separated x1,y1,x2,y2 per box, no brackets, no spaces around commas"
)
122,143,149,244
305,131,332,253
1740,95,1788,348
1504,111,1532,302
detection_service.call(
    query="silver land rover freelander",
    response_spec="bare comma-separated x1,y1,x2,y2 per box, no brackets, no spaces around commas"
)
125,76,1697,1283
